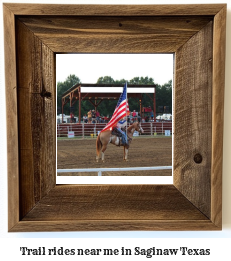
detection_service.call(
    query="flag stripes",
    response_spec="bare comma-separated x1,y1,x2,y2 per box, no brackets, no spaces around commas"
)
101,83,129,132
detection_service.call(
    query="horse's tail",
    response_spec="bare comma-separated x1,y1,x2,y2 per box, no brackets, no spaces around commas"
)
96,134,102,157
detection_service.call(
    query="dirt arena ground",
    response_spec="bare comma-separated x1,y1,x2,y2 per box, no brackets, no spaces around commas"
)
57,136,172,176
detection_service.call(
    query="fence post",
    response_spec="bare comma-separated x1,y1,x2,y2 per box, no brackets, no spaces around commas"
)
82,123,84,139
151,122,153,136
162,122,164,135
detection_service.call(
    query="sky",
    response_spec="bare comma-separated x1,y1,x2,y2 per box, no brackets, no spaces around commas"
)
56,53,174,86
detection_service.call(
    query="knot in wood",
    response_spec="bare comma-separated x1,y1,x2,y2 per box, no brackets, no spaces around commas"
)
194,153,202,164
40,90,52,99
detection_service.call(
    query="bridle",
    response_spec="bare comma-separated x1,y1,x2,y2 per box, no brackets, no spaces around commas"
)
136,123,144,134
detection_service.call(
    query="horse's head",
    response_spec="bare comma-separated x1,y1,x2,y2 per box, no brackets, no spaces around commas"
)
134,122,144,134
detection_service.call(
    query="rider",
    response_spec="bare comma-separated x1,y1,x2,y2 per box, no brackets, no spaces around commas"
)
116,118,128,145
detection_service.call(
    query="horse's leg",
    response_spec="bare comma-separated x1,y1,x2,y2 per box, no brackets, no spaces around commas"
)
101,144,107,162
124,145,129,161
123,146,127,161
96,146,100,162
96,153,100,162
96,135,102,162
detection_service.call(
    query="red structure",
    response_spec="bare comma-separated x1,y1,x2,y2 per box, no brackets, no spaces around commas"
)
61,84,156,123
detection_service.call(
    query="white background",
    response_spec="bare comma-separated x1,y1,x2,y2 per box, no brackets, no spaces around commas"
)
56,53,174,85
0,0,231,260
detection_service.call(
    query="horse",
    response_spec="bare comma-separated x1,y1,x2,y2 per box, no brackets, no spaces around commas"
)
96,122,144,162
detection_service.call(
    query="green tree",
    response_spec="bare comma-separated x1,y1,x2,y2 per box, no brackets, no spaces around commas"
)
114,78,128,84
97,76,115,84
57,74,81,115
96,76,124,116
156,80,172,114
57,74,172,120
129,76,155,85
128,76,156,112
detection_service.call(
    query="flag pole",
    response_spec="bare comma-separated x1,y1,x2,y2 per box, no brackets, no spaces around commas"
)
126,82,128,143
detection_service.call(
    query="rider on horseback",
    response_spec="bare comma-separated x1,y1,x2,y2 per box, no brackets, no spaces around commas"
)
115,118,128,146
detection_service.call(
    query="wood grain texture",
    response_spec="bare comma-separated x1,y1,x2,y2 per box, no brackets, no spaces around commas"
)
174,22,213,218
3,4,20,231
13,185,218,232
16,19,56,219
3,3,225,16
211,5,226,228
18,16,213,53
4,3,226,231
11,220,218,232
22,185,207,221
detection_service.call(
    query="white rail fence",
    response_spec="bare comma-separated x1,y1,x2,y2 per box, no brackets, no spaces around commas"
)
57,122,172,138
57,166,172,176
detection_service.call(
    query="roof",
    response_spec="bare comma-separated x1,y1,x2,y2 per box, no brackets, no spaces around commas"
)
62,83,156,100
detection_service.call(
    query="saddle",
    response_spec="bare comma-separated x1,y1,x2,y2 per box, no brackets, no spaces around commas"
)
111,127,122,137
111,127,132,144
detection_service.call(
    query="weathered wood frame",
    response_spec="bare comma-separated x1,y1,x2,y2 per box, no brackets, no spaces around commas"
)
4,4,226,231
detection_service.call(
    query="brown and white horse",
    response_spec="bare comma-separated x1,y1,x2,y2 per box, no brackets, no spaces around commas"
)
96,122,144,162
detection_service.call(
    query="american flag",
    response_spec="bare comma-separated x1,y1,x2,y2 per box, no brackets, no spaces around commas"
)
101,83,129,132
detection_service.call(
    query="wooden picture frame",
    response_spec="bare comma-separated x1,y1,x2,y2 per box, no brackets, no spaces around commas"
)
4,3,226,231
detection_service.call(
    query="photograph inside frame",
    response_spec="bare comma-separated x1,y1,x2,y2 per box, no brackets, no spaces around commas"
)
56,53,173,178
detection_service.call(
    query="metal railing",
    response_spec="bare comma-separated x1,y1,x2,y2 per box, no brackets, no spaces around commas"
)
57,166,172,176
57,122,172,138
